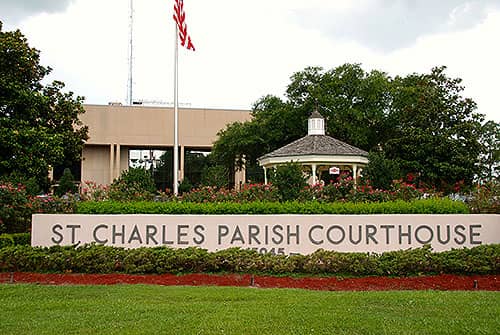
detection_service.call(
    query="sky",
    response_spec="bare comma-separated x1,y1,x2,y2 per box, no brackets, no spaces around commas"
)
1,0,499,122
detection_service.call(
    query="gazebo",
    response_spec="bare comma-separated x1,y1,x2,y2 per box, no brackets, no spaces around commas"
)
257,110,369,185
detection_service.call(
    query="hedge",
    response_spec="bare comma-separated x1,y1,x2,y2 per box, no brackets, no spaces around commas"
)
0,233,31,249
0,244,498,276
76,199,469,215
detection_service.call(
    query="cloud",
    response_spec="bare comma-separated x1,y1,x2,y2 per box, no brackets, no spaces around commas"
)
292,0,500,52
0,0,76,24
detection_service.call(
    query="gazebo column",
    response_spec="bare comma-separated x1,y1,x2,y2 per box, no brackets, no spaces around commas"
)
353,164,358,186
311,163,317,185
263,166,268,185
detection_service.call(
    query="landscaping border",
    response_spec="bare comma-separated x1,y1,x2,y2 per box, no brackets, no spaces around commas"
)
1,272,498,291
2,244,499,276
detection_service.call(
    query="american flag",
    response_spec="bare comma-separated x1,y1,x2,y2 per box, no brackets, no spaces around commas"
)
173,0,195,51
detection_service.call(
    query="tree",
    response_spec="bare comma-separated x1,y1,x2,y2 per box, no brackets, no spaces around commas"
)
385,66,484,189
55,168,78,196
363,151,401,190
0,22,88,190
184,151,210,187
109,168,156,201
211,64,393,171
201,165,229,188
211,64,486,191
286,64,393,151
152,150,173,192
477,120,500,182
211,95,300,172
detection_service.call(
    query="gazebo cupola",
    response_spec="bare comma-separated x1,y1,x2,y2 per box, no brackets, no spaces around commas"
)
308,109,325,135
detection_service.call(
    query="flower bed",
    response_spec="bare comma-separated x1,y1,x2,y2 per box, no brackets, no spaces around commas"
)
1,272,498,291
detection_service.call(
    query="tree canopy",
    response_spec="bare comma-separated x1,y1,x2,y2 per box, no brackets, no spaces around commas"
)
384,66,484,188
477,120,500,182
0,22,88,189
211,63,491,191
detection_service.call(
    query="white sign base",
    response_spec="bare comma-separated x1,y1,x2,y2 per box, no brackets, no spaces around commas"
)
32,214,499,254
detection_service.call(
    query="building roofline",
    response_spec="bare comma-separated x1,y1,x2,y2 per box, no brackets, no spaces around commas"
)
83,103,251,113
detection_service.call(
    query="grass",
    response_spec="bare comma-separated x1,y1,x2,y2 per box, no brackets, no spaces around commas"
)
0,284,499,335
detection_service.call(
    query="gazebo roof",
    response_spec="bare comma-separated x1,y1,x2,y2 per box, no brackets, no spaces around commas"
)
259,134,368,160
309,109,324,119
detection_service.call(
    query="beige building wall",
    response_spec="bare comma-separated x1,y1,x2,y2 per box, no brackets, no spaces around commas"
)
80,104,252,186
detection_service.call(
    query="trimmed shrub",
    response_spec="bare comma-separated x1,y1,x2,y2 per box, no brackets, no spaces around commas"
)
0,235,14,249
0,244,497,276
0,233,29,249
76,198,470,215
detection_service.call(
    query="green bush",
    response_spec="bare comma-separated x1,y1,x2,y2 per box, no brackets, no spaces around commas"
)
55,168,78,196
0,244,497,276
363,151,401,190
0,233,30,248
178,178,193,194
378,245,434,275
201,165,229,188
76,198,469,215
269,162,307,201
0,235,14,249
109,168,156,201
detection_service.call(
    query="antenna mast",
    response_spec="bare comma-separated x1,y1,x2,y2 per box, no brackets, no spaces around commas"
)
127,0,134,105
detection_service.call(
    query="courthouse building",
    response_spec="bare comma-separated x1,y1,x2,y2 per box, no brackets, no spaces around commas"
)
78,103,251,188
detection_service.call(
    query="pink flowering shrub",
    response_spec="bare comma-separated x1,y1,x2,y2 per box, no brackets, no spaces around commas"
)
62,176,432,206
180,186,233,203
0,182,33,233
234,183,279,202
175,176,428,204
179,184,279,203
298,183,323,201
350,184,392,203
297,174,429,203
390,179,425,201
0,182,76,233
80,180,110,201
468,181,500,214
323,173,356,201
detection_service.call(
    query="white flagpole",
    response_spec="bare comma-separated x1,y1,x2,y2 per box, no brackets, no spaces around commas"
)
127,0,133,105
173,25,179,196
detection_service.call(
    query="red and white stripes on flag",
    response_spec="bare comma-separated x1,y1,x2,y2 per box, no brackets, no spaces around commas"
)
173,0,195,51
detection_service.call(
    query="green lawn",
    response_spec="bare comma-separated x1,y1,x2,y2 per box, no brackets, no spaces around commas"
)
0,284,498,335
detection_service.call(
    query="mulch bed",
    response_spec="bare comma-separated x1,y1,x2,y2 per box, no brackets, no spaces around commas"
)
1,272,498,291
